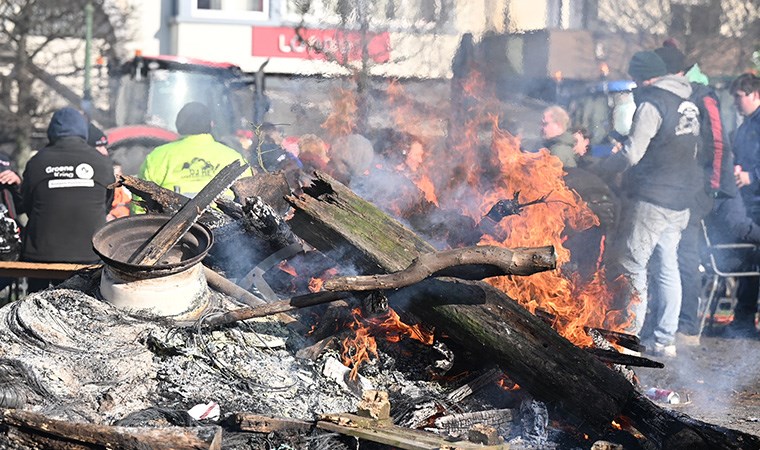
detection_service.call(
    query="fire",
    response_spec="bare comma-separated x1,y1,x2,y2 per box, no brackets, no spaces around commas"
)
309,267,340,293
383,77,629,346
308,277,324,293
277,261,298,277
479,124,629,345
341,308,378,380
341,307,434,379
497,376,520,391
322,87,357,138
600,62,610,78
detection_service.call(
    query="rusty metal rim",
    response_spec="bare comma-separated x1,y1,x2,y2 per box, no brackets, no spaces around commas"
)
92,214,213,276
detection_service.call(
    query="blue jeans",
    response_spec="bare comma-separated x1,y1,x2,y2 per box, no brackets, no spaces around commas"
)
613,200,690,344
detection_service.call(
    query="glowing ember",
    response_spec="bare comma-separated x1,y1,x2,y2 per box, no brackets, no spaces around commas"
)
497,376,520,391
308,277,324,293
277,261,298,277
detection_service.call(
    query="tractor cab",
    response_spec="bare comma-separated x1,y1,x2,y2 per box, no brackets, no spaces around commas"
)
107,55,261,175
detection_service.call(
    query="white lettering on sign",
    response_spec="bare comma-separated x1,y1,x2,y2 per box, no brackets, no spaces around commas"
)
45,165,74,174
278,34,307,53
48,179,95,189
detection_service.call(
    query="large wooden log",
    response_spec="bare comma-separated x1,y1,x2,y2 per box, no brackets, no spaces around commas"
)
285,172,760,449
286,172,436,274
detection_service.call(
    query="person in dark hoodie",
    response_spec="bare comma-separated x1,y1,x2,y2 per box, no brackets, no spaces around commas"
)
601,51,701,358
21,107,114,293
652,44,737,346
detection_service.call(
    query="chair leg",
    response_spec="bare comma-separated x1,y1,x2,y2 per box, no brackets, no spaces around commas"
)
698,274,720,337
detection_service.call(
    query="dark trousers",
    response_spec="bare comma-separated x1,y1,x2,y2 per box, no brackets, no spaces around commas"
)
677,218,702,335
734,277,759,327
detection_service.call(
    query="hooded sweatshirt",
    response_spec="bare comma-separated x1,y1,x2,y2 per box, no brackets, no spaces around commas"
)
21,108,114,263
602,74,701,211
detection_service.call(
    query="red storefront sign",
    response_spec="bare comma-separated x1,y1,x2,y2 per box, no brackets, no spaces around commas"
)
252,26,390,63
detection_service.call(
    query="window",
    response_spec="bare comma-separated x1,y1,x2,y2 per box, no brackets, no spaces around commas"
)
191,0,268,21
283,0,451,29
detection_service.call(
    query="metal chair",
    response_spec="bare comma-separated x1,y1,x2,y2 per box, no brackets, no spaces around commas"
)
699,220,760,335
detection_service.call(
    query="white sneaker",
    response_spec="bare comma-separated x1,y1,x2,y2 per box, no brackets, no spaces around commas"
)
651,342,677,358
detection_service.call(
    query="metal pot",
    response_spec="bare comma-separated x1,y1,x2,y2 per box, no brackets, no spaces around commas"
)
92,215,214,319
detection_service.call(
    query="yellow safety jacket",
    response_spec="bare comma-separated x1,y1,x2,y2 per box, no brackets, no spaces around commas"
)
134,134,247,213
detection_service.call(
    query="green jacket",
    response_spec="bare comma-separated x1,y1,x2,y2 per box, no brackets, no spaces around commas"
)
136,134,246,212
545,131,578,168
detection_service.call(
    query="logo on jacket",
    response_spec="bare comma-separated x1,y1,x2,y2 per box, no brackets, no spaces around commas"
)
75,163,94,179
181,158,218,178
675,101,700,136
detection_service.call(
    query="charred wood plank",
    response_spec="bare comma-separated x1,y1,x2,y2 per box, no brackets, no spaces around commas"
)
203,291,351,328
584,348,664,368
316,413,508,450
117,175,231,229
285,171,437,274
1,409,221,450
434,409,514,437
585,327,643,353
322,245,556,292
127,161,248,265
231,172,292,216
0,262,98,280
224,413,313,433
446,367,504,403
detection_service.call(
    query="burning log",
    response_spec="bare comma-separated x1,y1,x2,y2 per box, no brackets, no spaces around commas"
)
1,409,221,449
286,172,760,449
322,245,555,292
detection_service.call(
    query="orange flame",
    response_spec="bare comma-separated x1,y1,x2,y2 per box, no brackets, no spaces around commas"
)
600,62,610,78
308,277,324,293
497,376,520,391
341,307,434,379
278,261,298,277
322,87,357,138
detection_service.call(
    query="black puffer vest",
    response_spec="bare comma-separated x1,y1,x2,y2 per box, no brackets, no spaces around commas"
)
625,86,702,211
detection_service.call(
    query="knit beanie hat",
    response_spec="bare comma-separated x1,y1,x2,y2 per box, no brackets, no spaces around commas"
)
175,102,212,135
87,123,109,147
628,51,667,81
654,46,686,74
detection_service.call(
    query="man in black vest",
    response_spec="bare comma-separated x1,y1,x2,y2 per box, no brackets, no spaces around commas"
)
602,51,702,358
653,44,736,346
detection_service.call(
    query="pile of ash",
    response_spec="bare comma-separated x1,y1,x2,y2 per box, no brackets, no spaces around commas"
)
0,273,568,449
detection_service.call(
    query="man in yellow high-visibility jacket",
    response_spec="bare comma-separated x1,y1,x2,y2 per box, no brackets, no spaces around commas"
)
135,102,246,212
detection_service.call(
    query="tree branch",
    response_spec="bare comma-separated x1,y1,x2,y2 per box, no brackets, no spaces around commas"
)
322,245,556,292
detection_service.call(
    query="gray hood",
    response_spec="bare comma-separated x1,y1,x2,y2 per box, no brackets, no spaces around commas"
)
651,74,692,99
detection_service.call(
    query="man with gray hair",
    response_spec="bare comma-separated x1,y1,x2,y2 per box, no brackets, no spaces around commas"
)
602,51,702,358
541,105,577,168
